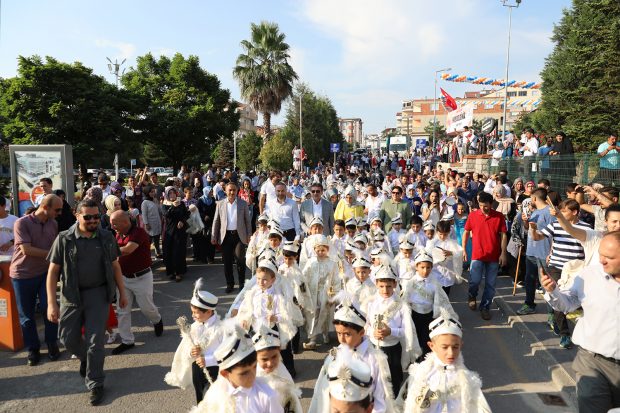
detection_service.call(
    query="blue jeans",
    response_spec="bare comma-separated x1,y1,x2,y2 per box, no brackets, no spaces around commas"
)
468,260,499,310
11,274,58,352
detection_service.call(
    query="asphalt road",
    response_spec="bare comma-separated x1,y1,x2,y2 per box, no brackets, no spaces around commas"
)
0,256,576,412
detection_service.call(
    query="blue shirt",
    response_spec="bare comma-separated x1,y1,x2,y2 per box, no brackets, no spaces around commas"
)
526,206,553,259
597,142,620,169
538,145,552,170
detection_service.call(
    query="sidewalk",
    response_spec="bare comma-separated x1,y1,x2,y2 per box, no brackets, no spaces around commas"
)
492,273,578,409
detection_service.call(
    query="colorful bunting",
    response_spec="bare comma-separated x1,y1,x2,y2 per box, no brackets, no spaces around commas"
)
441,72,541,89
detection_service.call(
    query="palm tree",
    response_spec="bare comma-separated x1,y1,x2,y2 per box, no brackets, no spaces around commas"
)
233,21,298,140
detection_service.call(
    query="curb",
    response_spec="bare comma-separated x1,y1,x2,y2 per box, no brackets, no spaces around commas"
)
494,294,578,411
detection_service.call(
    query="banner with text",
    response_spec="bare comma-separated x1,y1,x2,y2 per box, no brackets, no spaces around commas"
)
446,106,474,133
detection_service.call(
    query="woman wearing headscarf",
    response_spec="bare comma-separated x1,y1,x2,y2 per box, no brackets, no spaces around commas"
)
162,186,190,282
196,186,216,263
334,186,364,221
101,194,122,233
492,184,516,222
512,177,525,202
141,185,164,258
549,131,576,186
53,189,77,232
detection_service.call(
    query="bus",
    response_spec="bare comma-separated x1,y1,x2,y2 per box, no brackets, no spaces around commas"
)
387,135,411,156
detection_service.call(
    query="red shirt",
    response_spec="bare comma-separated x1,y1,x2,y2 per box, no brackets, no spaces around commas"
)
116,225,152,275
464,209,507,262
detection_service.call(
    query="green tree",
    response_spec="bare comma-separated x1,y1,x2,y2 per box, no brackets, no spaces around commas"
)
237,131,262,171
536,0,620,149
260,133,293,170
233,21,298,140
424,120,446,142
279,84,343,166
213,136,234,169
123,53,239,171
0,56,137,170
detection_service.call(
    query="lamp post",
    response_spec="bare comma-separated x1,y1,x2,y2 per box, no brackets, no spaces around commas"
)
501,0,521,139
433,67,452,155
233,131,238,169
299,93,303,173
106,57,126,88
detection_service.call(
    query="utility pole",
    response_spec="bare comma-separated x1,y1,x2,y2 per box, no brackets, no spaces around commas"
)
500,0,521,139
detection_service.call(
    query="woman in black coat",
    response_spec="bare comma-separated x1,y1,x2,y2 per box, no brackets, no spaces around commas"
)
161,186,190,282
196,186,216,263
549,131,576,187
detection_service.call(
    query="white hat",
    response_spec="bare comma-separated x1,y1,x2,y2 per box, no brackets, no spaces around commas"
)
313,234,331,248
399,234,416,250
190,278,218,310
345,239,359,252
309,216,324,228
375,264,398,281
353,232,368,246
345,217,357,228
391,214,403,225
356,217,366,227
252,325,281,351
423,221,435,231
352,253,372,269
257,256,279,275
370,247,383,258
334,298,367,328
369,214,382,224
214,324,255,370
414,250,434,265
444,196,457,206
372,229,385,241
282,240,299,254
268,226,283,239
257,213,270,223
328,347,373,402
267,219,281,230
257,246,276,262
429,308,462,339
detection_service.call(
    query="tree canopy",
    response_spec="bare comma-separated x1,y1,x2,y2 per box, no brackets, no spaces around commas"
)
233,21,298,139
533,0,620,149
279,84,343,165
236,131,262,171
123,53,239,170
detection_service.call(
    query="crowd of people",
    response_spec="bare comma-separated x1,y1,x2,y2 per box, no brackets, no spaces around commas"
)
2,138,620,412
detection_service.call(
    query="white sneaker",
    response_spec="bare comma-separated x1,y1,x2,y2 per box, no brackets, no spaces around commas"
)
106,332,118,344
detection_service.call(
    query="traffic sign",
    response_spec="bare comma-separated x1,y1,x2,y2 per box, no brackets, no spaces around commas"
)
330,143,340,153
130,159,136,166
416,140,428,149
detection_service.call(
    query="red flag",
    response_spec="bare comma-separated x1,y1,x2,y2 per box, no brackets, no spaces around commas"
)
440,88,458,112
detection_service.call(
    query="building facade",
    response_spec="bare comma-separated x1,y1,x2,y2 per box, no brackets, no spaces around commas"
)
237,103,258,136
339,118,363,146
397,87,541,137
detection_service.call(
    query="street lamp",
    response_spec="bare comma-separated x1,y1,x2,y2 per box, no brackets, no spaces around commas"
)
299,92,303,173
433,67,452,154
233,131,238,169
500,0,521,139
106,57,126,88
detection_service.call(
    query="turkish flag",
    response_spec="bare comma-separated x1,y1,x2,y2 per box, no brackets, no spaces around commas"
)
440,88,458,112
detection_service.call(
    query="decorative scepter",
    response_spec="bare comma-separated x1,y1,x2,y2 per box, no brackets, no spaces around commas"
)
176,316,214,385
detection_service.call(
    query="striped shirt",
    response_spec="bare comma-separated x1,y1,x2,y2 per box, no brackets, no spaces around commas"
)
540,220,590,269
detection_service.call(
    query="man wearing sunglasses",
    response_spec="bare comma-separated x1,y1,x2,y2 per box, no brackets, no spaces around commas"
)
379,185,412,232
10,194,63,367
46,198,128,406
300,183,334,236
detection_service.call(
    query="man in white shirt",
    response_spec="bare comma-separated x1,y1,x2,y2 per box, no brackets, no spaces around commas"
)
265,182,301,241
364,183,385,216
542,232,620,413
522,128,540,156
34,178,54,207
259,171,282,214
0,196,17,256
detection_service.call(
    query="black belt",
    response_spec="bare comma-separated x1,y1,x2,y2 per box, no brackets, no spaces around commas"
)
226,230,238,235
124,267,151,278
582,347,620,365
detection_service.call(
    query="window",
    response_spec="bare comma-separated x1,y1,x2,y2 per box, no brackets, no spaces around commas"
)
518,91,528,97
507,91,517,97
430,103,439,111
485,103,495,109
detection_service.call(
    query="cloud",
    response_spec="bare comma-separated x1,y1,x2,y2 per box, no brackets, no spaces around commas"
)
94,38,136,60
288,46,306,80
154,47,175,57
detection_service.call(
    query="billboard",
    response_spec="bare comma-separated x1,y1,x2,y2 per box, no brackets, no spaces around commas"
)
9,145,74,217
446,106,474,133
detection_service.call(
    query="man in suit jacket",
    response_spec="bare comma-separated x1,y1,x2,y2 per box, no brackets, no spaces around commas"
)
211,182,251,293
300,183,335,236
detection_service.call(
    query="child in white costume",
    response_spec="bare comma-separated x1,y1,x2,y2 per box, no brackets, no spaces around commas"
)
165,279,223,403
245,213,270,273
308,299,395,413
364,265,422,397
371,229,394,258
330,219,347,260
424,220,465,296
387,214,406,253
253,326,303,413
397,310,492,413
401,251,458,358
237,257,303,377
393,234,417,279
407,215,428,249
344,217,358,242
193,325,283,413
369,247,392,283
302,235,342,350
299,216,324,268
342,252,376,305
324,347,376,412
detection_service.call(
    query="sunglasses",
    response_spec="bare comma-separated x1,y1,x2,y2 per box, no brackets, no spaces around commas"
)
311,190,322,194
392,191,401,194
81,214,101,221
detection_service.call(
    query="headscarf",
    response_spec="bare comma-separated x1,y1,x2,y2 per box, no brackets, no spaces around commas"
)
85,186,103,205
551,132,574,155
104,194,120,215
201,186,213,206
164,186,178,201
493,185,515,216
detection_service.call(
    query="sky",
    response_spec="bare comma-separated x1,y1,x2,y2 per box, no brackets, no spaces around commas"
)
0,0,572,135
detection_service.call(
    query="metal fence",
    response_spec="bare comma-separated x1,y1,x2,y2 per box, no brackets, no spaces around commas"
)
487,153,620,189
